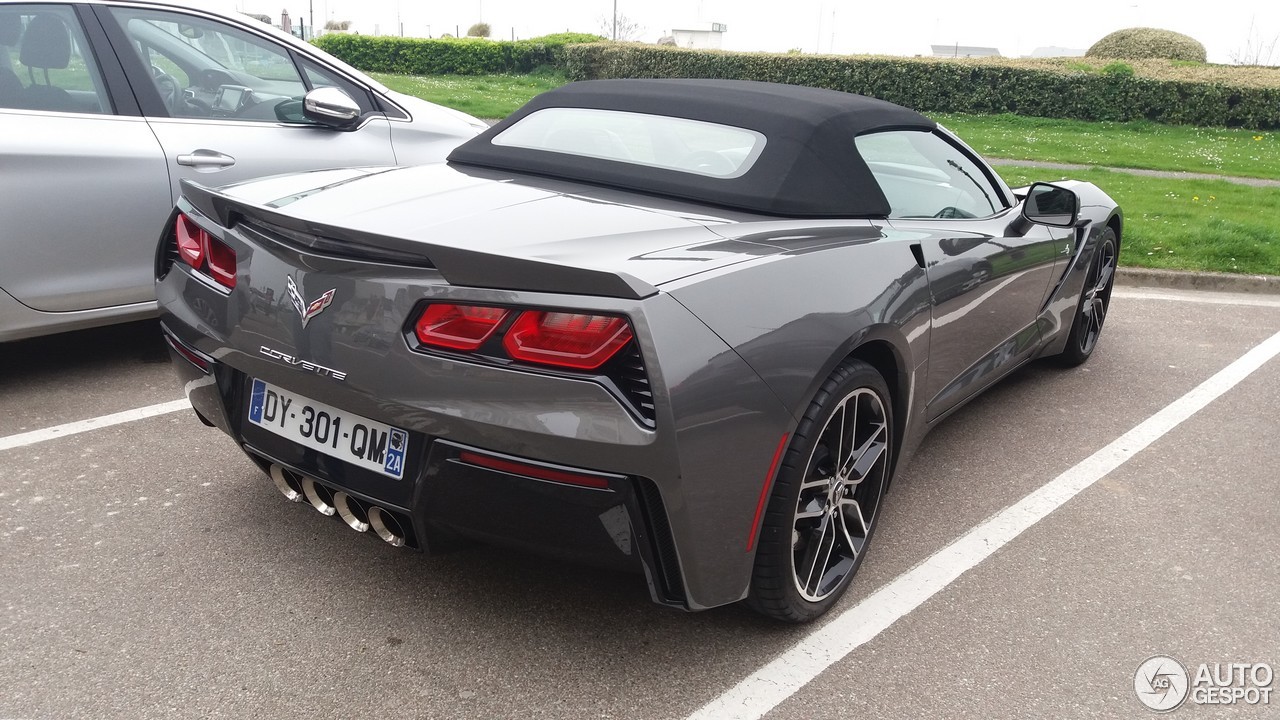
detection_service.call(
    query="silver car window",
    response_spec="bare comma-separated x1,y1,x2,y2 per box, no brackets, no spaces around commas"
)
0,5,111,114
107,7,311,123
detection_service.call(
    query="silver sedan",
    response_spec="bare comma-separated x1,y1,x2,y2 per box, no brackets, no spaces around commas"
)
0,0,484,341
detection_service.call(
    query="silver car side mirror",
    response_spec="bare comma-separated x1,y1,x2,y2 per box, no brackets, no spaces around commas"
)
303,87,361,130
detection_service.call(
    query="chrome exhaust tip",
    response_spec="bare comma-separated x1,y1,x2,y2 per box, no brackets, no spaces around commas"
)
269,464,305,503
300,476,336,516
368,506,406,547
333,492,370,533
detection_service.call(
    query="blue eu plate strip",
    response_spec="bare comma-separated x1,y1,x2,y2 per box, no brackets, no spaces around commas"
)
248,378,266,424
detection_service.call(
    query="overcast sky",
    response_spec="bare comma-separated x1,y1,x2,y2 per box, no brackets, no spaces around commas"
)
231,0,1280,64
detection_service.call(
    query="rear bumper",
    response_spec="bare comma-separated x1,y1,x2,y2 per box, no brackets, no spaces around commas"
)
163,321,691,607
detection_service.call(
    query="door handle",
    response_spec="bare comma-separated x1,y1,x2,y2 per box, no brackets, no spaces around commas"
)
176,149,236,169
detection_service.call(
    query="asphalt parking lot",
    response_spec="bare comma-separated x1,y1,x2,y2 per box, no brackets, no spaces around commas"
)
2,286,1278,719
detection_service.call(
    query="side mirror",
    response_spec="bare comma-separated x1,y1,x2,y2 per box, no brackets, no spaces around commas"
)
1021,182,1079,228
302,87,361,130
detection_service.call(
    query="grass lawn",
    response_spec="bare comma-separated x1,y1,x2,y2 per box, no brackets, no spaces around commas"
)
996,166,1280,276
376,73,1276,182
371,72,1277,275
941,114,1278,181
372,71,567,119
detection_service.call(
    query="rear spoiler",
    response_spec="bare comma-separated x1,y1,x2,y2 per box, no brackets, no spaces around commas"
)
179,179,659,301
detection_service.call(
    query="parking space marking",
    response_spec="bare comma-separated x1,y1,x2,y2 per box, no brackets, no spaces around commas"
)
0,399,188,452
688,328,1280,720
1114,288,1280,308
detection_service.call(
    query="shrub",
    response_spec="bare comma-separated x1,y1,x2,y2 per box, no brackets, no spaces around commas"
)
1102,61,1135,77
529,32,604,44
1087,28,1207,63
313,34,597,75
561,43,1280,129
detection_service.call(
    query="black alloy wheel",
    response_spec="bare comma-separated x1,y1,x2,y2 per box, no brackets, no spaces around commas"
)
747,359,893,623
1057,227,1118,366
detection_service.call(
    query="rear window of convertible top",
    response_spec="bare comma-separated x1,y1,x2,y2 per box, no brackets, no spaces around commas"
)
490,107,767,179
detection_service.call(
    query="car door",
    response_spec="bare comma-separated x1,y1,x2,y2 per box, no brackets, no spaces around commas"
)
92,4,396,204
856,129,1065,420
0,3,170,313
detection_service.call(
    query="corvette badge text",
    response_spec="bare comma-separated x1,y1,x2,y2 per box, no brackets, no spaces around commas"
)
259,346,348,381
1135,655,1273,712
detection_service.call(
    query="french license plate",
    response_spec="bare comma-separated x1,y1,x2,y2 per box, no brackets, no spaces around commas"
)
246,378,407,480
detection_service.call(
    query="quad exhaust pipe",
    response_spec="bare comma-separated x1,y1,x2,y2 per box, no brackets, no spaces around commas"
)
267,463,408,547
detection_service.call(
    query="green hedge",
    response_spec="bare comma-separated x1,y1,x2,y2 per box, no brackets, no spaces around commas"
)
311,34,593,75
562,44,1280,130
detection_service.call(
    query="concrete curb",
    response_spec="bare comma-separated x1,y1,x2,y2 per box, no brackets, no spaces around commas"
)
1116,267,1280,295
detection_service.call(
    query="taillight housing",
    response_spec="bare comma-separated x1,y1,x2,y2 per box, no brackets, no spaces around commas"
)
173,212,236,289
410,303,633,372
503,311,633,371
413,304,509,351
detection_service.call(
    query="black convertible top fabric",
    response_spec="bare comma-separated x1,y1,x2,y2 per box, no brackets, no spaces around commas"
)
447,79,936,218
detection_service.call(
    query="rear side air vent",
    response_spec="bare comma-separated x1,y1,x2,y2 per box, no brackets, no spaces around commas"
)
612,344,655,425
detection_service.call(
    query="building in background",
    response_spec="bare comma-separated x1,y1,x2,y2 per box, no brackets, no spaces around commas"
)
931,44,1001,58
670,22,727,49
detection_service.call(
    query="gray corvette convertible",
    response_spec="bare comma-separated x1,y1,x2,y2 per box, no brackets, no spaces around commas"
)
157,79,1121,622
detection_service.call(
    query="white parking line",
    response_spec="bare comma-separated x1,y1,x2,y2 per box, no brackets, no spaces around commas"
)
0,399,189,452
687,328,1280,720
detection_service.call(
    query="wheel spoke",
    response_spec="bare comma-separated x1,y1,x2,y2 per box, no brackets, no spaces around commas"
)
835,506,861,562
1094,261,1114,294
801,517,834,595
795,497,826,521
800,476,832,491
808,518,838,595
842,423,887,484
835,400,847,476
839,496,870,536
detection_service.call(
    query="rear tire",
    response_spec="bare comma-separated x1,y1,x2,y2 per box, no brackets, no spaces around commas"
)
1055,227,1117,367
746,360,893,623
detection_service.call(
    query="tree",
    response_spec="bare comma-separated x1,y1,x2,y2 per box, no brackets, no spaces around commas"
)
466,22,491,38
323,19,352,32
241,12,271,24
598,11,642,41
1229,19,1278,66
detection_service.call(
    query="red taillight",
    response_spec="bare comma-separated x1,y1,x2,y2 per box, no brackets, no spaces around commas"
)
174,214,206,268
414,303,509,351
173,212,236,290
206,237,237,289
458,450,611,489
503,311,633,370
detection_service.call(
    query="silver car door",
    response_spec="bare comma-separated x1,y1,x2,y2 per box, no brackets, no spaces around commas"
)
0,4,169,313
95,5,395,204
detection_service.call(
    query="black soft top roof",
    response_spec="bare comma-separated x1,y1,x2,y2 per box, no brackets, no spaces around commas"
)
447,79,936,218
